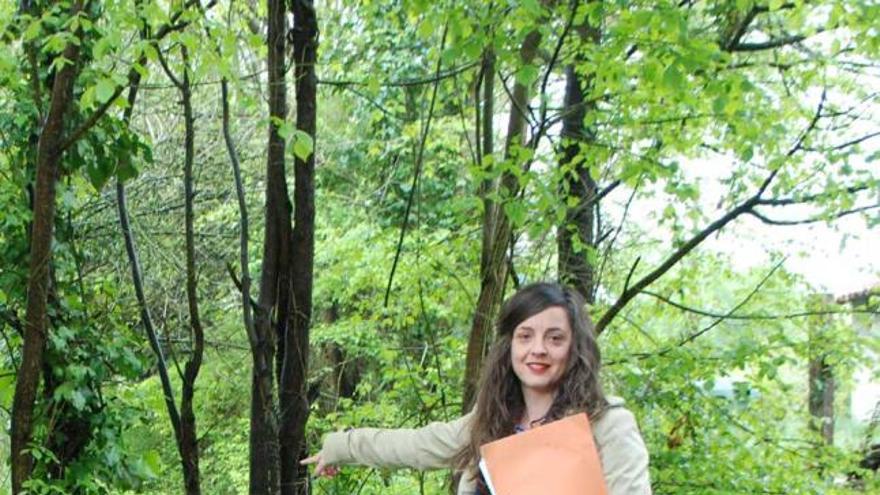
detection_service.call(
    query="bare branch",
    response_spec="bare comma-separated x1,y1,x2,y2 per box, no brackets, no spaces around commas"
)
384,24,449,307
756,184,870,206
729,34,810,52
627,259,786,360
807,131,880,152
747,204,880,226
318,61,479,88
642,289,879,320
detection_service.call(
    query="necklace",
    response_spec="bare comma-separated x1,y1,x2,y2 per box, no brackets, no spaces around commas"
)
515,413,549,432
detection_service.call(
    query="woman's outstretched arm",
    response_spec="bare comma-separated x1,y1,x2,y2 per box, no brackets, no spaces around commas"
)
302,412,473,474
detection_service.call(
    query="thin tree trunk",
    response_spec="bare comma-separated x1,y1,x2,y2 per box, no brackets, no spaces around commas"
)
221,74,280,495
280,2,318,494
11,3,84,491
463,30,542,412
478,48,496,279
117,46,211,495
251,0,289,491
557,13,600,304
156,41,205,495
220,77,262,392
808,356,834,445
178,44,204,495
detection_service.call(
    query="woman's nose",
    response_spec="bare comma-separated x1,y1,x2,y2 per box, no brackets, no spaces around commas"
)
530,339,548,355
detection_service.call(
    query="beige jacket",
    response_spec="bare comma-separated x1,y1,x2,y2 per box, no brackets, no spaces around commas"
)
321,397,651,494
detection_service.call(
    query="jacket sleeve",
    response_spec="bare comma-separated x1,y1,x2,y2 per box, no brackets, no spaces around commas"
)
593,407,652,495
320,413,472,471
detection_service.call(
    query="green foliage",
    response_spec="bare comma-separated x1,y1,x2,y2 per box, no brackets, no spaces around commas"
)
1,0,878,493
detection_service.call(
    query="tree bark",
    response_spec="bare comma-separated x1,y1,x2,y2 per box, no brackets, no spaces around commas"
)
557,63,597,303
11,3,84,491
808,356,835,445
478,48,496,282
463,30,542,412
557,12,600,304
156,40,206,495
280,2,318,493
251,0,289,492
179,44,204,495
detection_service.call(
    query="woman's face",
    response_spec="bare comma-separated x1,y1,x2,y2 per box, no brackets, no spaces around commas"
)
510,306,572,396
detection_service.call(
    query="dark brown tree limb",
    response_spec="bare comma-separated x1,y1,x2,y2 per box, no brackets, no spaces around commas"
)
251,0,288,491
176,44,204,495
12,1,85,491
114,45,189,495
557,0,602,302
280,1,319,493
755,184,870,207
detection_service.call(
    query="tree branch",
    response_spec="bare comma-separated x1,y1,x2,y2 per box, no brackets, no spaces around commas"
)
642,289,879,320
729,34,810,52
384,24,448,307
631,259,786,360
594,88,830,334
57,0,211,154
756,184,870,206
318,61,479,88
747,203,880,226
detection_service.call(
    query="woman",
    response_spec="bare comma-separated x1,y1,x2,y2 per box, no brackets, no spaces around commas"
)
301,282,651,494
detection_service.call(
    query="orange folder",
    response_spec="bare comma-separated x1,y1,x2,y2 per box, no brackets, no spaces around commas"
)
478,413,608,495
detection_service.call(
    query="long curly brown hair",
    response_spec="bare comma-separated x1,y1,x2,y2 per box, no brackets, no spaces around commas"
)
454,282,608,477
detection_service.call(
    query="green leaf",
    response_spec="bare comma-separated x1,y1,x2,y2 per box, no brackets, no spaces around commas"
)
417,18,434,39
49,56,73,72
275,119,293,140
24,18,41,41
70,389,86,410
515,64,539,86
292,130,314,161
79,85,96,109
662,64,683,91
86,160,111,190
95,79,116,104
142,450,162,477
0,370,14,409
117,158,139,182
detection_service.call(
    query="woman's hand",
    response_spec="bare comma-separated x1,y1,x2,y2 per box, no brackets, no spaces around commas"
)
300,452,339,478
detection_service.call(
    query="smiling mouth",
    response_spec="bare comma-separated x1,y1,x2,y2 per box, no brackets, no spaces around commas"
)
526,363,550,373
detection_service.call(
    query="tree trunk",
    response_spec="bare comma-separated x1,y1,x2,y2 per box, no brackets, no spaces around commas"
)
557,15,600,304
179,45,204,495
463,30,542,412
477,49,496,277
11,3,84,491
280,2,318,494
807,297,835,446
251,0,289,492
809,356,835,445
557,64,597,303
